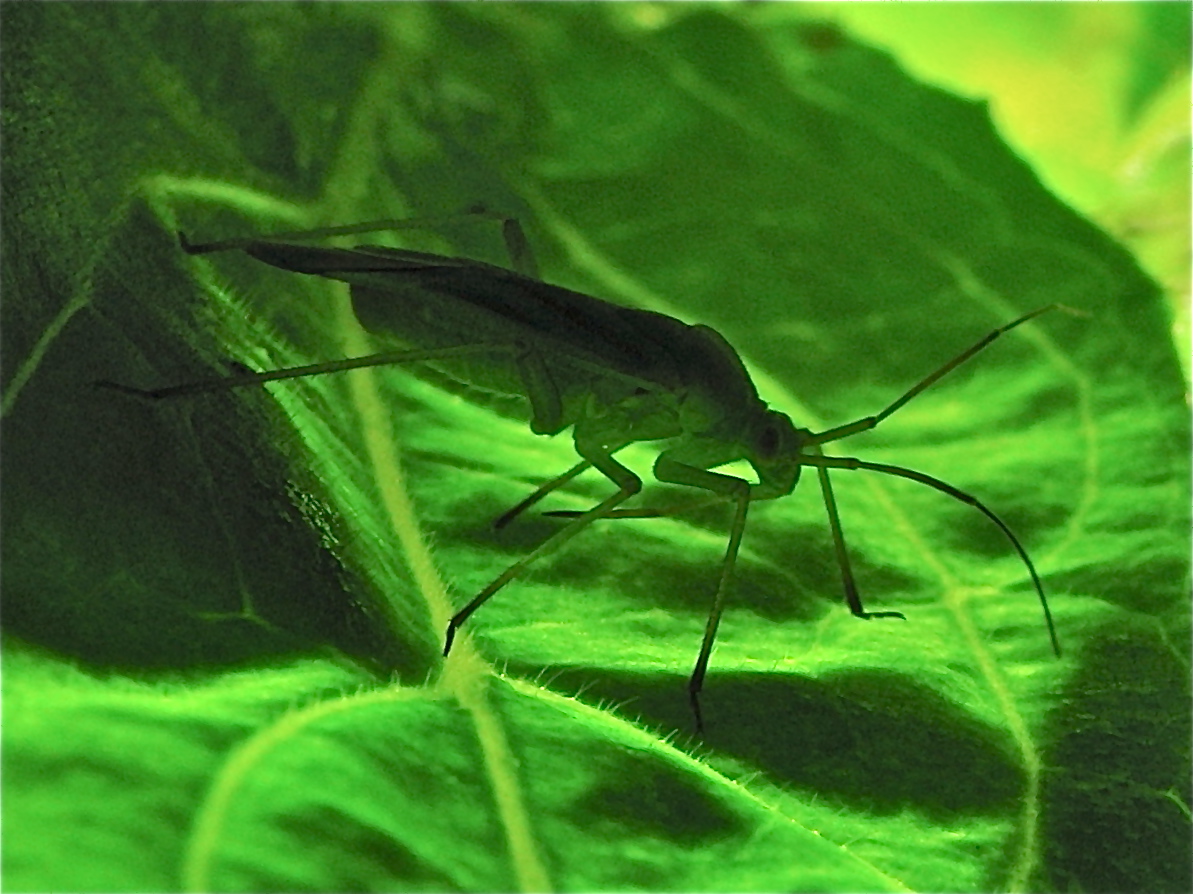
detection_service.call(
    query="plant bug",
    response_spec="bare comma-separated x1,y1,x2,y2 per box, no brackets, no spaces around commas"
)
98,212,1064,732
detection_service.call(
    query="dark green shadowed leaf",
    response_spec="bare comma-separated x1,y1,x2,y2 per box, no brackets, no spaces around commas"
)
3,4,1188,893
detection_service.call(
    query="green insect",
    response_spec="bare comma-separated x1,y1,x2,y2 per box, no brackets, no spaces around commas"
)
99,212,1063,731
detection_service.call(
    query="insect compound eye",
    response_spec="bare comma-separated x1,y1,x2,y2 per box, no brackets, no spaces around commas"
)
756,422,780,460
752,412,790,462
748,412,802,498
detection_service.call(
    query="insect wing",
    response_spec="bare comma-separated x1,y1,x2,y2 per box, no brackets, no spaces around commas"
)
262,242,693,394
240,240,475,276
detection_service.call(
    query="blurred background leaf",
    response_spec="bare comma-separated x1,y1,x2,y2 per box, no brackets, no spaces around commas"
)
2,4,1188,893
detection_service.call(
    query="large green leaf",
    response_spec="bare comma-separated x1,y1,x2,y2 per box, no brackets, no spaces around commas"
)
3,5,1188,892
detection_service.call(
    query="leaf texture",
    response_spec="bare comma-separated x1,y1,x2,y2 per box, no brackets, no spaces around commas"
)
2,5,1188,892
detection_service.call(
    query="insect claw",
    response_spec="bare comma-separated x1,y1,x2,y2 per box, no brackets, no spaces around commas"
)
858,610,907,621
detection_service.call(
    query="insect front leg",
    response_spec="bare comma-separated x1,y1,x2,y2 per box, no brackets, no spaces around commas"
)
807,443,906,623
652,453,753,734
443,440,643,655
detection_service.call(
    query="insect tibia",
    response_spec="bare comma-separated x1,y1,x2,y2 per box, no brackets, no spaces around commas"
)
542,507,668,520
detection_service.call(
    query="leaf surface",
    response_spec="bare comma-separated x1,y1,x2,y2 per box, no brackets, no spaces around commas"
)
3,5,1188,892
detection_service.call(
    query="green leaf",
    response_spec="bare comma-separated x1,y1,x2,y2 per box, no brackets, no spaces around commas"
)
3,5,1188,892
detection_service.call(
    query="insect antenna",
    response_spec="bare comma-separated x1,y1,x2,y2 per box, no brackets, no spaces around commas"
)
806,304,1080,449
802,451,1061,657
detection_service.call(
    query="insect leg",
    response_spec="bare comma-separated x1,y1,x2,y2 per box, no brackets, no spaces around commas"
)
444,444,642,655
93,344,525,400
807,304,1070,447
653,455,753,734
492,459,592,530
808,443,906,622
802,452,1061,657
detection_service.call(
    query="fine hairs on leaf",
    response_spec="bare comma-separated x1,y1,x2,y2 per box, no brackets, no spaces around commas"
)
4,5,1188,894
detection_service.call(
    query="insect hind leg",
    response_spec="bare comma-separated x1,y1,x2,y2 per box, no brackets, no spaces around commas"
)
444,442,641,655
492,460,592,530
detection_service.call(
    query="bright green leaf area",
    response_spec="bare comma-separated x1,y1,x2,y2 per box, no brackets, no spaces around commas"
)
3,5,1189,893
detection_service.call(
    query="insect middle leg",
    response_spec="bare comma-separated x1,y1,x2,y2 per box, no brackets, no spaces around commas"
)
443,442,642,654
651,455,755,734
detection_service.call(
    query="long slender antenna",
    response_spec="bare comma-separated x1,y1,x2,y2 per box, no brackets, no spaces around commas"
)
809,304,1077,447
801,452,1061,657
